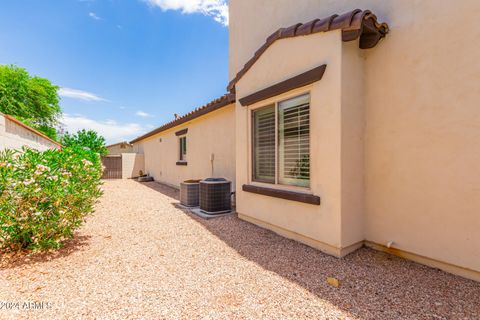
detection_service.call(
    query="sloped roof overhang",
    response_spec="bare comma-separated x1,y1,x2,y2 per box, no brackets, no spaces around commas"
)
228,9,388,93
130,93,235,144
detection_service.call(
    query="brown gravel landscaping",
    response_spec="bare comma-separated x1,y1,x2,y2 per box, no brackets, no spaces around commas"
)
1,179,479,319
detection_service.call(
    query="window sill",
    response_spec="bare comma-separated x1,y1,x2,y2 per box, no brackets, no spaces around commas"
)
176,161,188,166
242,184,320,205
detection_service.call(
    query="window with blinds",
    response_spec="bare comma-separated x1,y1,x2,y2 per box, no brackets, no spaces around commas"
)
278,94,310,187
251,93,310,188
252,105,276,183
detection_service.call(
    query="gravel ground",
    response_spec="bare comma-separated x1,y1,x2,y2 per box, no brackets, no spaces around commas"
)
1,180,479,319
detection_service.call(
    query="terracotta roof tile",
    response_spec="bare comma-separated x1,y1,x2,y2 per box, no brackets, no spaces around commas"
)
311,15,338,33
296,19,320,36
130,93,235,144
227,9,388,92
266,28,283,45
330,9,361,30
280,23,303,38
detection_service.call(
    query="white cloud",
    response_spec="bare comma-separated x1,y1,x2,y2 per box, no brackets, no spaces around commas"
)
62,114,147,144
136,110,154,118
88,12,101,20
59,87,109,102
145,0,228,26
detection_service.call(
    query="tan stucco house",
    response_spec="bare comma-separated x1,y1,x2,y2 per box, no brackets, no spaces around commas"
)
130,1,479,282
229,1,480,282
106,141,133,155
130,94,236,189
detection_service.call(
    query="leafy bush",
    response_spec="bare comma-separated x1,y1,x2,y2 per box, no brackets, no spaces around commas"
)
0,146,103,251
61,129,108,156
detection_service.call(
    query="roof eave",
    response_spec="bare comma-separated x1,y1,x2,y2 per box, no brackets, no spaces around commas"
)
227,9,389,92
130,93,235,144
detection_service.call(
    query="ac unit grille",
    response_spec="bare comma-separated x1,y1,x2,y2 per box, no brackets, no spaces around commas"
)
180,180,200,207
200,178,231,214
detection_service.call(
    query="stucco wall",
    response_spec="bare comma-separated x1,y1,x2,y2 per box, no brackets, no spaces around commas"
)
235,30,368,256
340,40,365,248
133,104,236,189
0,114,59,151
121,153,145,179
236,31,348,256
230,0,480,274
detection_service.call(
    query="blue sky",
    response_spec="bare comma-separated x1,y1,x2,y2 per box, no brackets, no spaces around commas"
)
0,0,229,144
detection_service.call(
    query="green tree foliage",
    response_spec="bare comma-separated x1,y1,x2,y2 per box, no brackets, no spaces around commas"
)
61,129,108,156
0,65,61,140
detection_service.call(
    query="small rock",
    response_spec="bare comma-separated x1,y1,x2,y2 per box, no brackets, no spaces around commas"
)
327,277,340,288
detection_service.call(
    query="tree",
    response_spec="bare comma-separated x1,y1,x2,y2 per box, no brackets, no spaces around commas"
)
0,65,61,140
61,129,108,156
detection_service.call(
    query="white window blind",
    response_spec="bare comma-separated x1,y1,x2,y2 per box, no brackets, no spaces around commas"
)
252,105,275,183
278,94,310,187
251,94,310,188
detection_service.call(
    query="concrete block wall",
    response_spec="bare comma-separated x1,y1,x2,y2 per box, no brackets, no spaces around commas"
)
0,114,60,151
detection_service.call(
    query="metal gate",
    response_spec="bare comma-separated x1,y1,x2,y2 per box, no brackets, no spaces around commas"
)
101,155,122,179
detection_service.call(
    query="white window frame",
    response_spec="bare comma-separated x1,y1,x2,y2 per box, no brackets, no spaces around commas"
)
249,90,312,192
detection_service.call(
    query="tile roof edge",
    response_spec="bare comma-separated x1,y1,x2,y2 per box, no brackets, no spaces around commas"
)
106,141,132,148
130,93,235,144
227,9,389,92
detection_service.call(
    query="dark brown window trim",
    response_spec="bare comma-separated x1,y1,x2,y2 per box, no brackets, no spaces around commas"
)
242,184,320,205
175,128,188,136
239,64,326,106
176,161,188,166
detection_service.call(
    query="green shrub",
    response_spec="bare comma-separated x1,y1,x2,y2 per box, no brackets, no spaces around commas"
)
0,146,103,251
60,129,108,156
